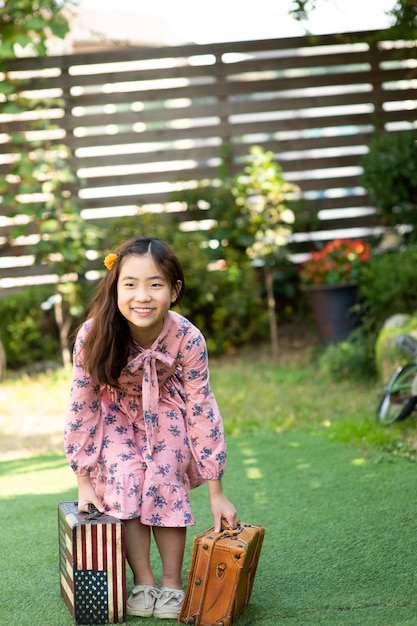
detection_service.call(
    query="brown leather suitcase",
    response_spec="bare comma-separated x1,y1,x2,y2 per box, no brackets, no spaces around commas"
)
179,521,265,626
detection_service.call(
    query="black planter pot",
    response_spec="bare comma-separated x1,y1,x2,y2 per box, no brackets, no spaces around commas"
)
303,283,360,346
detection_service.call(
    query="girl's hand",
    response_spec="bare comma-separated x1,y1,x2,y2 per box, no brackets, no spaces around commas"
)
207,479,238,532
77,474,105,514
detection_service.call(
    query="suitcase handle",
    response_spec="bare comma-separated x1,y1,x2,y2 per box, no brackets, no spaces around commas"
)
86,504,103,520
219,518,242,537
73,502,103,521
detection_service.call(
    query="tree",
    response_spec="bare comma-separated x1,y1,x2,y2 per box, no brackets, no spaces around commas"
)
231,147,299,360
290,0,417,39
0,0,103,367
387,0,417,39
360,129,417,240
0,0,73,57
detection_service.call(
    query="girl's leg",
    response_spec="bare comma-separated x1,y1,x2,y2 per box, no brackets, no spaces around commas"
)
152,526,187,589
124,518,155,586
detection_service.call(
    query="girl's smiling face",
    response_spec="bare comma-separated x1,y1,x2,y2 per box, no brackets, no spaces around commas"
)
117,254,181,347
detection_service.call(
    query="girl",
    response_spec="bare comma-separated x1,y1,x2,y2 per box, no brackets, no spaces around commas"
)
64,236,237,620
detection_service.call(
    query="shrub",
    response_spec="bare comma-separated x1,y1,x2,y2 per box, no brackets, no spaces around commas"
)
0,286,60,369
318,326,376,381
358,246,417,336
360,130,417,239
339,246,417,380
314,246,417,382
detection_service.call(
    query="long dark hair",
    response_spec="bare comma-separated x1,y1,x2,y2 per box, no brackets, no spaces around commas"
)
78,236,185,387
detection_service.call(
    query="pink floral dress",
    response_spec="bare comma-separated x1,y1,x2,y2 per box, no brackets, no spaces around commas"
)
64,310,227,526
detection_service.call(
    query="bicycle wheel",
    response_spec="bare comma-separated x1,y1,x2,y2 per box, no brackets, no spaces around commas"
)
376,363,417,424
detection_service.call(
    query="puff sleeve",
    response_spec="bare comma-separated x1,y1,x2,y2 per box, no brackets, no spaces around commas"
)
180,330,227,481
64,323,104,475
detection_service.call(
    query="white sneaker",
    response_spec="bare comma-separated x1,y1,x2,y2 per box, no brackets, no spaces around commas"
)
153,586,185,619
126,584,160,617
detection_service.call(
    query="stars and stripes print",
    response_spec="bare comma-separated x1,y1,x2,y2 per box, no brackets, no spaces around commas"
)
58,502,126,625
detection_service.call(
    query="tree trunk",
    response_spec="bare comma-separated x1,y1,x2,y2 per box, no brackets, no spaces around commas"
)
264,266,278,360
0,339,6,381
54,294,72,368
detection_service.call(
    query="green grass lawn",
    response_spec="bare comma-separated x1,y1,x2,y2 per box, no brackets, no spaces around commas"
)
2,337,417,625
2,434,417,626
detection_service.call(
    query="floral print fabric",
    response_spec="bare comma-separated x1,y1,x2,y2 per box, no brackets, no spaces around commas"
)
64,311,227,526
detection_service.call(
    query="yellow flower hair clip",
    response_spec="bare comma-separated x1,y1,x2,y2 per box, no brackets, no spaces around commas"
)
103,253,118,270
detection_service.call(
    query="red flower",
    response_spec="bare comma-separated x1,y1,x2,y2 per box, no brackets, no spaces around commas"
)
299,238,371,286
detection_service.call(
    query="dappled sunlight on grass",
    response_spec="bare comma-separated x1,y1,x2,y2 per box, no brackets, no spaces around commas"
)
233,441,269,508
0,452,68,477
0,451,75,497
246,466,263,479
238,445,264,481
352,457,367,466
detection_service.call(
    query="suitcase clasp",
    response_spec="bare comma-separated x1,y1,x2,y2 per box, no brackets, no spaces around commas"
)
216,562,227,580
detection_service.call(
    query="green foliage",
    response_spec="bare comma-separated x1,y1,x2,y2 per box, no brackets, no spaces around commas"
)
290,1,416,41
308,245,417,383
180,242,267,354
229,146,304,359
0,280,96,370
358,246,417,336
3,143,103,279
0,286,60,369
170,178,245,249
0,0,72,57
360,130,417,236
171,146,302,264
0,1,104,365
387,0,417,39
231,146,299,265
289,0,318,22
170,147,304,360
318,326,377,382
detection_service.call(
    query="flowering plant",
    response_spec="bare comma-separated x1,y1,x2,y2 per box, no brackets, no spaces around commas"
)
299,238,371,286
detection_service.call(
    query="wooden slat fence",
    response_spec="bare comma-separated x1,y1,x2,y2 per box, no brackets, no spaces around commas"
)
0,30,416,291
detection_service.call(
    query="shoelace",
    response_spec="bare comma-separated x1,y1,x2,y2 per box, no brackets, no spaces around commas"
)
158,589,184,606
131,585,160,608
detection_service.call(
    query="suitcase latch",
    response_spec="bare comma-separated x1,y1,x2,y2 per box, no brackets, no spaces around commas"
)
216,562,227,579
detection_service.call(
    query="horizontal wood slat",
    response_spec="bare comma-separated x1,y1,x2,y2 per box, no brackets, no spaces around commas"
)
1,30,416,291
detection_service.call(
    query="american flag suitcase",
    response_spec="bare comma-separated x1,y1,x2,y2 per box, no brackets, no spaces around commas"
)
58,501,126,625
